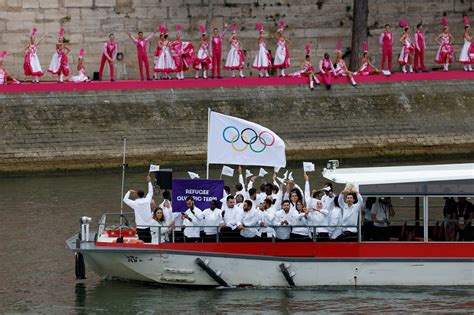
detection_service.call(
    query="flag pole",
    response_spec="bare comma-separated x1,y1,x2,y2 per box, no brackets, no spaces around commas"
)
118,137,127,243
206,107,211,179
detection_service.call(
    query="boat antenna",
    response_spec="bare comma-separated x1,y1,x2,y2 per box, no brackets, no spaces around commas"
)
118,137,127,243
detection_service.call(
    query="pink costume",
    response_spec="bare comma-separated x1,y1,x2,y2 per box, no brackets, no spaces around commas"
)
211,27,226,77
434,34,454,64
0,51,19,84
0,68,7,84
194,40,212,71
273,20,290,69
398,36,415,66
129,31,155,80
154,40,177,73
459,16,473,66
414,30,426,71
252,23,272,71
48,47,70,76
435,17,454,65
98,40,117,81
288,60,314,78
171,40,194,72
379,30,393,71
224,38,245,70
319,58,336,86
24,44,44,77
69,48,89,82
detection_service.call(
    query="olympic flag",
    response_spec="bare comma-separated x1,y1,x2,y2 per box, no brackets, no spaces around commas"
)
207,111,286,168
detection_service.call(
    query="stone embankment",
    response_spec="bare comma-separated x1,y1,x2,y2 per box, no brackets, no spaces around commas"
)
0,79,473,173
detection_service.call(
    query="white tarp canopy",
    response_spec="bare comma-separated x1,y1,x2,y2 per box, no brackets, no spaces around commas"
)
322,163,474,185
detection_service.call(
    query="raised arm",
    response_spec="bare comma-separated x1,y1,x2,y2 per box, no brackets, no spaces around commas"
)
145,176,154,202
123,190,136,208
129,32,138,43
145,32,156,42
304,173,311,208
338,193,347,209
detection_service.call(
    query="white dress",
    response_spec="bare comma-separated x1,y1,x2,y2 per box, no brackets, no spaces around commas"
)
224,39,245,70
24,45,44,76
398,36,414,65
273,38,290,68
69,68,89,82
252,40,271,70
459,38,473,64
154,44,177,73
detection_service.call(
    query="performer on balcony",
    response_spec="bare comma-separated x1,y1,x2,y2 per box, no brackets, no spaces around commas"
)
23,27,45,83
171,24,194,80
288,44,320,90
211,23,227,79
459,15,473,71
48,27,70,83
251,23,271,77
379,24,394,73
154,25,176,80
357,41,381,75
128,27,157,80
0,51,20,84
193,24,212,79
333,40,357,86
224,22,245,78
319,52,336,90
69,48,90,82
273,20,290,76
434,14,454,71
98,33,118,81
414,22,427,72
398,18,415,73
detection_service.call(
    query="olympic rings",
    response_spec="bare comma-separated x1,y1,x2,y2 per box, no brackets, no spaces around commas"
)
222,125,276,153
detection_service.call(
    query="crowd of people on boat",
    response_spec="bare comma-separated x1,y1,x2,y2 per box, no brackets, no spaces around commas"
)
122,169,472,244
1,14,473,89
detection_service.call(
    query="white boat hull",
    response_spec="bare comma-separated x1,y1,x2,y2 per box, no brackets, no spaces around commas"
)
82,250,474,287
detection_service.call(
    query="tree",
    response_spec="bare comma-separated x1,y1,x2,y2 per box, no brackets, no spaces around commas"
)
349,0,369,71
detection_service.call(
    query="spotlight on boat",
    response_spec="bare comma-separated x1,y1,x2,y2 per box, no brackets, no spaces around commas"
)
326,160,339,170
80,216,92,224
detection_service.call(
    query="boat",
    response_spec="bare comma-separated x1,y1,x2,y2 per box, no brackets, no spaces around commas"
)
66,162,474,287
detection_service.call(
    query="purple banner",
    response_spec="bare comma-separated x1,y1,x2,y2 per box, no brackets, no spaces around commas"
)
171,178,224,212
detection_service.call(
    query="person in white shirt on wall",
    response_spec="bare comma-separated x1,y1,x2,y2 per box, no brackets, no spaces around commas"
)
201,200,224,242
274,200,296,241
338,190,364,241
123,175,154,243
371,197,395,241
221,195,242,242
237,200,261,241
181,196,203,243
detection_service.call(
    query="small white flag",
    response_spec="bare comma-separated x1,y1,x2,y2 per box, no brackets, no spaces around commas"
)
258,168,268,177
221,165,234,177
149,164,160,173
303,162,315,172
188,171,200,179
274,166,281,173
245,169,253,178
276,176,285,184
288,172,294,181
283,170,289,180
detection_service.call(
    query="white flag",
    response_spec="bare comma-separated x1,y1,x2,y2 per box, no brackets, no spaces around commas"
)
188,171,200,179
303,162,315,172
288,172,294,181
221,165,234,177
276,177,285,184
258,168,268,177
149,164,160,172
245,169,253,178
283,170,289,180
274,166,281,173
208,111,286,168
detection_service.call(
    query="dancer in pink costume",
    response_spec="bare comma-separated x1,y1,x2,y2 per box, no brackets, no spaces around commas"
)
251,22,272,77
23,26,46,83
434,14,454,71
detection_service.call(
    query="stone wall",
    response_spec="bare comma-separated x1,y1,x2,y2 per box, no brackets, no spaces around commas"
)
0,0,473,79
0,79,473,173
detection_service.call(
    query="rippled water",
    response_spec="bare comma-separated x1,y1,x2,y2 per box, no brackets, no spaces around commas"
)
1,158,473,313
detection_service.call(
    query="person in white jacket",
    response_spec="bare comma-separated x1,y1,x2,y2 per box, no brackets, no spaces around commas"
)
258,199,276,239
327,195,343,240
274,200,297,241
221,195,242,242
150,207,172,244
291,201,311,240
237,200,261,240
123,175,154,243
181,196,203,242
338,191,364,241
201,200,224,242
308,200,330,241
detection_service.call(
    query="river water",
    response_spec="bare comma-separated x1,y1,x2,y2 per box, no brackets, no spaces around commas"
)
1,158,473,313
